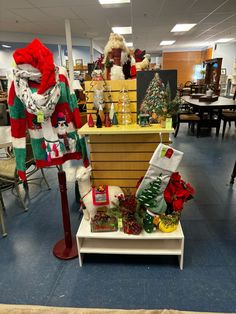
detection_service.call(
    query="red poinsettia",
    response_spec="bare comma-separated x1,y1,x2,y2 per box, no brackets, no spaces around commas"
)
164,172,195,212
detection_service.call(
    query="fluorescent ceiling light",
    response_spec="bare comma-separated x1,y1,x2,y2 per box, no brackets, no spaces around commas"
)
2,44,11,48
112,26,132,34
160,40,176,46
171,24,196,32
99,0,130,3
216,38,234,43
126,42,133,47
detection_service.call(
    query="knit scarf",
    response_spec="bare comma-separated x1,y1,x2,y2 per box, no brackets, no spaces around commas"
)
12,65,67,160
13,65,60,119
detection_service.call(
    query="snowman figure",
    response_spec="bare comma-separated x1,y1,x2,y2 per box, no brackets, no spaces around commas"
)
55,112,76,152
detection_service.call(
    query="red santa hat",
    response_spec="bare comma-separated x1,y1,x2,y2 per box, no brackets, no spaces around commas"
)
13,38,56,94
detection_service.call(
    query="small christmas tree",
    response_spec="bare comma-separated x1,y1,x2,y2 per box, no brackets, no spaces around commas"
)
112,112,118,125
137,174,167,214
140,73,168,116
140,74,180,119
96,114,102,128
88,113,94,127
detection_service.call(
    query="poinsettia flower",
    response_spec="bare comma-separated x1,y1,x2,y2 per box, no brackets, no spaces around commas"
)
172,198,184,211
164,188,173,203
171,172,181,182
175,189,189,198
185,183,195,196
164,172,195,212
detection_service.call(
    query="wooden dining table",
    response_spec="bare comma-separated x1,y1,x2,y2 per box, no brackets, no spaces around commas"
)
182,95,236,136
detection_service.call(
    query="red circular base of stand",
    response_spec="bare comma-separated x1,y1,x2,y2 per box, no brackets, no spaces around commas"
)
53,238,78,260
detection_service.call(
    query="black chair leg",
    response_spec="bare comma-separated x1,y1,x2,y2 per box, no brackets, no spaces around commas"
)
196,123,200,137
174,122,180,138
190,122,195,134
222,120,227,138
230,161,236,185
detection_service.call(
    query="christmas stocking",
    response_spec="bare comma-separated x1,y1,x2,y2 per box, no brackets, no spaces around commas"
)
136,143,183,214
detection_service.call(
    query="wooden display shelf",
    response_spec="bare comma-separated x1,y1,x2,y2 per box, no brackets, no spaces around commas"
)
78,123,173,192
78,123,173,135
76,217,184,269
85,79,137,123
78,79,181,268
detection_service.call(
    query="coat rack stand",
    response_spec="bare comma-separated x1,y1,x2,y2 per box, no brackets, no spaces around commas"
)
53,165,78,259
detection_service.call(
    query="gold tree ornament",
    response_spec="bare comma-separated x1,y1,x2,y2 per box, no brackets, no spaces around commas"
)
118,88,132,125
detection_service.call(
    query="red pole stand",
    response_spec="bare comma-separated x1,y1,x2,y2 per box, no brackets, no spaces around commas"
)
53,169,78,259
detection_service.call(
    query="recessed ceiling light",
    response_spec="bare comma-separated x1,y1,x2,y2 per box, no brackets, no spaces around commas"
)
160,40,176,46
126,42,133,47
1,44,11,48
99,0,130,4
216,38,234,43
112,26,132,34
171,24,196,32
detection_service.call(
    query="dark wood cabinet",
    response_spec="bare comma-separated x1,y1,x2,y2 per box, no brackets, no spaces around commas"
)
203,58,222,95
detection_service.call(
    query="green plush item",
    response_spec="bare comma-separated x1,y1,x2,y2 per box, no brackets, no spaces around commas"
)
137,175,167,214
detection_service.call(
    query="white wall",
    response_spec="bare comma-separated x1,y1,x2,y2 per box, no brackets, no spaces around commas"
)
0,31,103,75
61,46,101,66
213,42,236,76
0,41,102,76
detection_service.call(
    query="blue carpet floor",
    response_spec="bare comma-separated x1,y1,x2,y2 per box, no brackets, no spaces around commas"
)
0,124,236,312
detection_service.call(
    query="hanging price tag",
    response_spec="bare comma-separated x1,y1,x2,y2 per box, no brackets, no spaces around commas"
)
37,111,44,123
165,117,172,129
118,218,123,230
160,147,168,157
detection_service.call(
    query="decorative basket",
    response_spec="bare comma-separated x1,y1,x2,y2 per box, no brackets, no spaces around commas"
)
122,214,142,235
91,213,118,232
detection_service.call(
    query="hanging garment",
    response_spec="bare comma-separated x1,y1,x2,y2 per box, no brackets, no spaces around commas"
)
8,39,88,180
136,143,184,214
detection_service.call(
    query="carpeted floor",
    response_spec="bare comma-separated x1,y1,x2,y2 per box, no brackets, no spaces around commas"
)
0,124,236,312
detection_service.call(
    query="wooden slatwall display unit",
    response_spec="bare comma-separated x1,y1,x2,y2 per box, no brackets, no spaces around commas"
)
80,80,173,193
89,133,170,193
85,80,137,123
79,123,172,193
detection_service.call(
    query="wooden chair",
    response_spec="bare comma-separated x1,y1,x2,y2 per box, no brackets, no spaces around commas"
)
0,193,7,237
221,110,236,138
181,81,192,96
0,141,50,212
174,103,200,137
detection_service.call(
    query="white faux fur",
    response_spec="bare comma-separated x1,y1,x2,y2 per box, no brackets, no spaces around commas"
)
111,65,125,80
76,166,124,220
104,33,129,60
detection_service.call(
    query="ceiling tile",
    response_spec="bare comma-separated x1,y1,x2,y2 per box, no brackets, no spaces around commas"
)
10,8,52,22
0,0,34,9
27,0,95,8
0,9,29,22
0,0,235,53
189,0,228,13
40,7,78,19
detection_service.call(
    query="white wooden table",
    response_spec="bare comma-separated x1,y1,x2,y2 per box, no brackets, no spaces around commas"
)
76,217,185,269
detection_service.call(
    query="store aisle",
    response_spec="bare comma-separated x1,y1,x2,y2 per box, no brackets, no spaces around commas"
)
0,125,236,312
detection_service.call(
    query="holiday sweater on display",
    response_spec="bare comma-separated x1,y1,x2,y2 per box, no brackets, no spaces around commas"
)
8,66,89,181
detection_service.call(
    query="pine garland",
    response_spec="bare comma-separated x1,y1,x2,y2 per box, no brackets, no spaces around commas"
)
137,174,167,214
